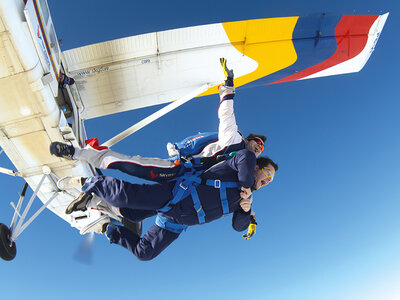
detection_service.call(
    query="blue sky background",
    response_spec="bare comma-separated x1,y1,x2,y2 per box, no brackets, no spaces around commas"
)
1,1,399,299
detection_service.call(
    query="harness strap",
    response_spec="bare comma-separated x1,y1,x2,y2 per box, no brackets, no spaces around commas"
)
197,179,238,215
190,185,206,224
220,184,229,215
155,215,188,234
158,179,188,213
181,154,228,173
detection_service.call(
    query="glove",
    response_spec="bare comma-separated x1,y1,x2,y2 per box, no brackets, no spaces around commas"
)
105,219,121,243
242,215,258,240
220,57,234,86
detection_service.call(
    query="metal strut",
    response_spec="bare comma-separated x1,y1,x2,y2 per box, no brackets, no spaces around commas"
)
0,166,21,177
0,147,21,176
102,83,210,148
9,183,28,234
9,173,59,242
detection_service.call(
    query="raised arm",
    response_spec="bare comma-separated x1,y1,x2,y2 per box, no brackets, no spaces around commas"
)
217,58,243,147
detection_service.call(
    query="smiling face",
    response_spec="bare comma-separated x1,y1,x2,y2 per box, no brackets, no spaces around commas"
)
253,163,275,190
246,137,265,157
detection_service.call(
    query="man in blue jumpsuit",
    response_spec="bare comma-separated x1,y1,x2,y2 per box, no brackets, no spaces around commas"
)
65,149,278,261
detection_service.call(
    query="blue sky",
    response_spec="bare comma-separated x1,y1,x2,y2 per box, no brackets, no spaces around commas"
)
1,1,399,299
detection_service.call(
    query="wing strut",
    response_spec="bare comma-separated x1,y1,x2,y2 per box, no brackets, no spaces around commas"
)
102,84,210,148
0,166,21,177
9,168,60,242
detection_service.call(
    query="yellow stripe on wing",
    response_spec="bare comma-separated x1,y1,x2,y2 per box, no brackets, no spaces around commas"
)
224,17,299,87
200,17,299,97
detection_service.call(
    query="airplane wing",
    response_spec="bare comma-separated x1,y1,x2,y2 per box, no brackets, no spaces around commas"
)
63,13,389,120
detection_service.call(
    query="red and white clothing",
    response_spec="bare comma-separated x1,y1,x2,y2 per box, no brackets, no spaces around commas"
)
73,84,245,181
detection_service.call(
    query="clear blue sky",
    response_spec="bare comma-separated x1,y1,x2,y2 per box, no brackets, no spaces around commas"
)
1,1,399,299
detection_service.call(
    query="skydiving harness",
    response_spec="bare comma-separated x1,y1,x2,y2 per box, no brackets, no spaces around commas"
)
156,160,240,233
156,152,258,239
182,153,232,170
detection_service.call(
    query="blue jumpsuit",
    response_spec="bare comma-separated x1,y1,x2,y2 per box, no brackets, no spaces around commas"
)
83,149,256,260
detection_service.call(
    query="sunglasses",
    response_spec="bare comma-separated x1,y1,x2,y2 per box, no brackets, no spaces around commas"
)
252,138,264,151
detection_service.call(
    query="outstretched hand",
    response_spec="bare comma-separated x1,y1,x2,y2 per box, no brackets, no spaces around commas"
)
220,57,234,80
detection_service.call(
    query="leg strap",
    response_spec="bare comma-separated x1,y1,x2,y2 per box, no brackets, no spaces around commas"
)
155,215,188,234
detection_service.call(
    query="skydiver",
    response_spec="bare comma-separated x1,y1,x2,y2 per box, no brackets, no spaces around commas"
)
50,58,267,183
58,73,75,89
64,149,278,261
56,73,76,118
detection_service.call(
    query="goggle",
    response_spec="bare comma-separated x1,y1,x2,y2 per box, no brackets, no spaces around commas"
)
262,167,275,181
252,138,265,151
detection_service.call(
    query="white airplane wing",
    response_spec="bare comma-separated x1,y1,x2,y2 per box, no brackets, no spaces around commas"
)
62,23,255,120
63,13,389,120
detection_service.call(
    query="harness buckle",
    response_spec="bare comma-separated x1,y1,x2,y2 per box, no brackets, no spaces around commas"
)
214,180,221,189
179,181,189,190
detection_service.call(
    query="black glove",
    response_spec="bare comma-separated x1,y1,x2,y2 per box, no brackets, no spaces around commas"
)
220,58,234,86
